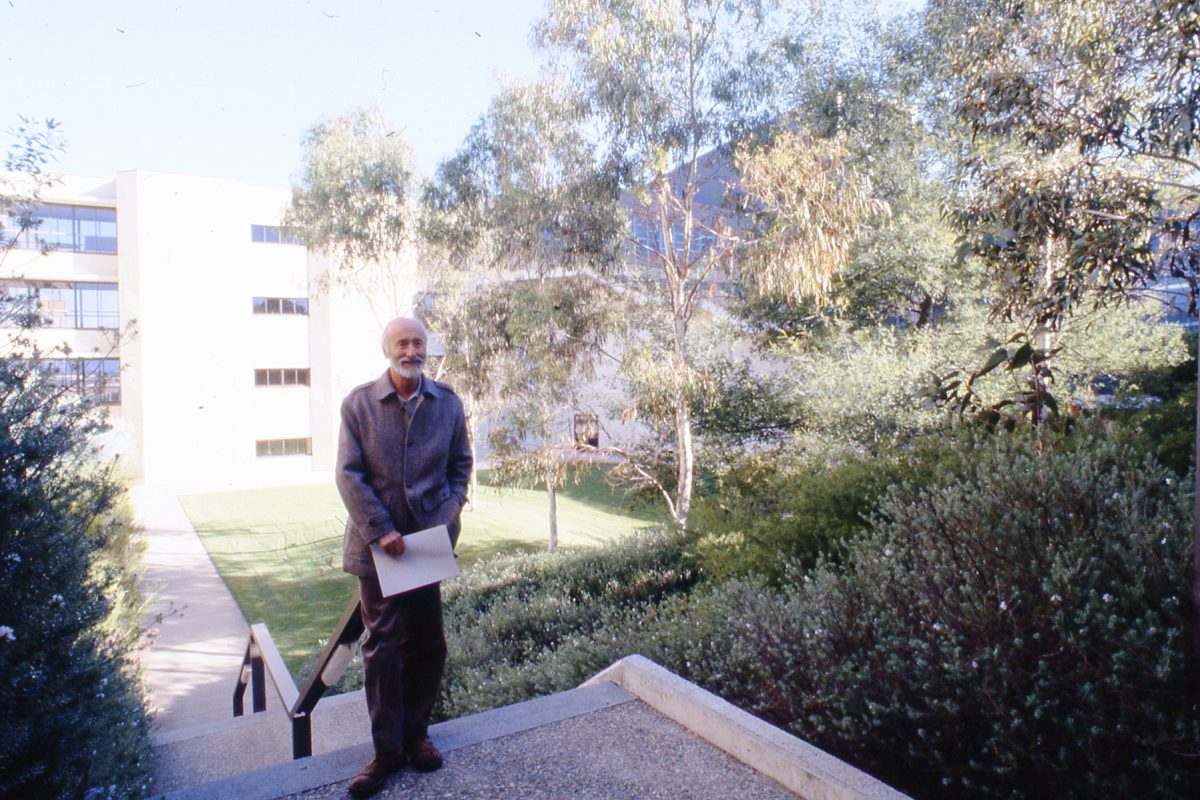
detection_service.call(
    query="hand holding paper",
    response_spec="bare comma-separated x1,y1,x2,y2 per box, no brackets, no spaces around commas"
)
369,524,459,597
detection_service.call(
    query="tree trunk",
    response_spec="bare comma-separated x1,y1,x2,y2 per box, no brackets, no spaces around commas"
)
547,480,558,553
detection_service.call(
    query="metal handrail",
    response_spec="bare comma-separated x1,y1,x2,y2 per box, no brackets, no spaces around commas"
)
232,596,364,759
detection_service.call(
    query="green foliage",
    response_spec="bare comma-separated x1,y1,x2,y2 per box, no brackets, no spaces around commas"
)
686,451,901,582
435,528,699,719
930,0,1200,329
0,299,150,799
664,436,1199,799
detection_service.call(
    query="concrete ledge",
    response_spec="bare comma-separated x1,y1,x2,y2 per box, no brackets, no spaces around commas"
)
583,654,909,800
150,680,636,800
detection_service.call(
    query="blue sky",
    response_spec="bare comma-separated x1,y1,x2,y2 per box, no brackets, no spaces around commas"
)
1,0,546,186
2,1,922,189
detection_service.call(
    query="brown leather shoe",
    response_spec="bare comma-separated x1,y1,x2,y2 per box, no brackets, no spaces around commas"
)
347,748,406,798
405,737,443,772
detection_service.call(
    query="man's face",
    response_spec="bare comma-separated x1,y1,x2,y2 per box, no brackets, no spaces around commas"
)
383,321,426,380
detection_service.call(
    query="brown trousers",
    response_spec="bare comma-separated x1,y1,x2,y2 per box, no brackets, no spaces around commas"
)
358,577,447,753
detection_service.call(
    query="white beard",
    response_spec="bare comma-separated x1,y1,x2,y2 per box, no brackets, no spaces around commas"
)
389,356,424,380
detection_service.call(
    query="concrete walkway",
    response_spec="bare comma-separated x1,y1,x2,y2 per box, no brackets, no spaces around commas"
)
133,485,250,734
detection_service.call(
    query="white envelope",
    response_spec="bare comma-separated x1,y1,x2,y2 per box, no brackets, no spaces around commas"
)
369,524,460,597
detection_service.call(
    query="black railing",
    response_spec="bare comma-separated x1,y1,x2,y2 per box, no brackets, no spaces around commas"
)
232,596,364,759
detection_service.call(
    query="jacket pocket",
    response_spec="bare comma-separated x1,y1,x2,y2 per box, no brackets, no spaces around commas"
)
422,486,451,513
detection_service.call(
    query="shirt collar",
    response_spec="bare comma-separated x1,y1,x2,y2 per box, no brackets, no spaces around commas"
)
373,370,441,402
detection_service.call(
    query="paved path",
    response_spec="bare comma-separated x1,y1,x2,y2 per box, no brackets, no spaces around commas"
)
133,485,250,735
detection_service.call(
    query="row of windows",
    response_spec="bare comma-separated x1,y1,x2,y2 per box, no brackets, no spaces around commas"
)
39,358,121,405
5,204,118,254
629,214,717,262
3,282,119,330
254,368,310,386
252,296,309,315
251,225,303,245
255,437,312,457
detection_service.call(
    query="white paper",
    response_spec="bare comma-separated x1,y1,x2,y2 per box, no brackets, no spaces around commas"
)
369,524,460,597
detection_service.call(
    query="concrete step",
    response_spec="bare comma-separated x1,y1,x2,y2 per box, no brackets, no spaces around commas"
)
148,689,371,796
147,681,636,800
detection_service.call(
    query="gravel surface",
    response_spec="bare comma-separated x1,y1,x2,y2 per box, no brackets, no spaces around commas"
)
284,700,799,800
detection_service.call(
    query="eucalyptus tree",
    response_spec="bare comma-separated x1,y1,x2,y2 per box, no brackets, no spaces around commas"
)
927,0,1200,680
481,276,618,551
526,0,886,527
928,0,1199,420
285,106,423,319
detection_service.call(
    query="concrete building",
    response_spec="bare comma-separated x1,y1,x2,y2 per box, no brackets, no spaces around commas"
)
1,171,419,490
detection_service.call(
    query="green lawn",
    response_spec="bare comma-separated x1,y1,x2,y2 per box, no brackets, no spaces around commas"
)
179,468,662,676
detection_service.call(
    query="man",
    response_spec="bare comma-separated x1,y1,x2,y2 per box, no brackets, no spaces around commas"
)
336,316,472,798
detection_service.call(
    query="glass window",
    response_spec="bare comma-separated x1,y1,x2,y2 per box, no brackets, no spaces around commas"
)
251,296,309,316
8,205,117,254
251,224,303,245
76,283,119,329
37,286,74,328
74,206,118,254
574,413,600,448
255,437,312,457
254,369,268,386
37,358,120,404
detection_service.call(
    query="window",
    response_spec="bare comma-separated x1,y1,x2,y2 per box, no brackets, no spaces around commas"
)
255,437,312,457
4,204,117,254
2,282,119,329
251,296,309,315
251,224,303,245
574,413,600,449
254,368,311,386
38,358,121,405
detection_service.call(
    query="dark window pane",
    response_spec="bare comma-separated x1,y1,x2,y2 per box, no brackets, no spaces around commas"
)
252,297,267,314
283,369,296,385
299,368,310,386
281,298,295,314
267,369,281,385
266,298,281,313
251,225,265,242
264,226,280,244
255,369,268,386
256,440,269,457
293,298,309,315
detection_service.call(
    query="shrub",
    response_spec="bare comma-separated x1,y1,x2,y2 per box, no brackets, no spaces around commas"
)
0,289,150,800
436,528,699,719
686,452,902,581
663,435,1199,798
0,303,151,799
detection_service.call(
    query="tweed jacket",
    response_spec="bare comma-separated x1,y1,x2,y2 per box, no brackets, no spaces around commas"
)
336,371,472,577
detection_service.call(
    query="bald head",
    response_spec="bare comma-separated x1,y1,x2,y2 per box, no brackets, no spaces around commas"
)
381,317,427,386
381,316,427,349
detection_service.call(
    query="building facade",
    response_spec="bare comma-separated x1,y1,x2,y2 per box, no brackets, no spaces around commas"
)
1,171,418,489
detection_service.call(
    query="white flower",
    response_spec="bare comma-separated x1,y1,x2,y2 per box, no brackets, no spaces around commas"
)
5,553,19,563
999,599,1008,611
1102,593,1112,604
49,593,64,606
1050,594,1062,603
0,625,14,642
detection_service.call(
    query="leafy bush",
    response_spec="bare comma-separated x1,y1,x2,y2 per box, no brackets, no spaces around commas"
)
657,436,1198,798
0,345,151,799
686,451,900,581
435,528,698,719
